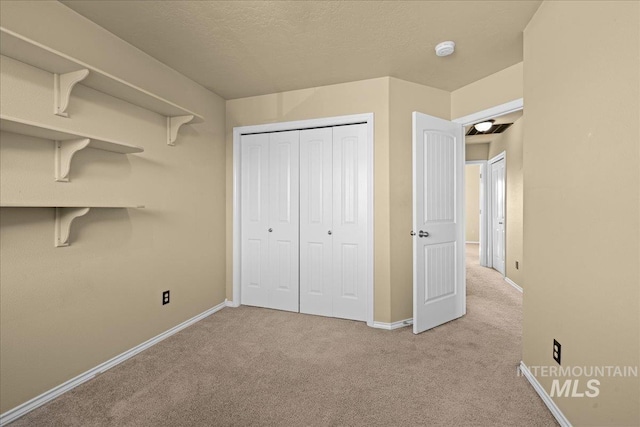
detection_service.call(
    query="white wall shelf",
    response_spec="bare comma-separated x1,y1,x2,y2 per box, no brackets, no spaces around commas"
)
0,27,204,145
0,204,144,247
0,115,144,181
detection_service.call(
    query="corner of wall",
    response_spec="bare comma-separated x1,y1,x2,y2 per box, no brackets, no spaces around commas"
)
451,62,523,120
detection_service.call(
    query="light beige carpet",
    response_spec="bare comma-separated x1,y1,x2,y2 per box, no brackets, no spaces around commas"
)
11,244,557,426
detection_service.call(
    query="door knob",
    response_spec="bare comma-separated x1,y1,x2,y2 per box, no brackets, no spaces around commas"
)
418,230,429,238
268,228,273,232
410,231,416,236
328,230,332,235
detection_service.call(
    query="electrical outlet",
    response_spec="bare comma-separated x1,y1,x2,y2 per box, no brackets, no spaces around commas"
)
515,261,519,270
553,339,561,365
162,290,170,305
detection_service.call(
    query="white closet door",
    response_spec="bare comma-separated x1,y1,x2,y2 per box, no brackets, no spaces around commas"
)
300,127,333,316
268,131,300,312
332,124,368,321
240,133,270,308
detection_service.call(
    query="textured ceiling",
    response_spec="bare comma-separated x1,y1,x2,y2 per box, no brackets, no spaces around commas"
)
61,1,541,100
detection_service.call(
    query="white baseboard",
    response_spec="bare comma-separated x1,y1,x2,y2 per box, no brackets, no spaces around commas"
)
371,318,413,330
225,300,237,307
519,362,571,427
465,241,480,244
505,277,523,293
0,300,228,427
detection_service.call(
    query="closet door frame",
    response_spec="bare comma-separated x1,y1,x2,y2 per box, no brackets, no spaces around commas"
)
232,113,375,327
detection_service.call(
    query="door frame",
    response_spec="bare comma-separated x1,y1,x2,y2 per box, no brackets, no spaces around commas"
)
487,151,506,275
453,98,523,269
231,113,375,327
465,160,488,266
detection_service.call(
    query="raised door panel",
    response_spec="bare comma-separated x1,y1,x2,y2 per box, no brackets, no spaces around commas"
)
268,131,300,312
332,124,368,321
299,128,333,316
240,133,270,308
423,242,456,303
423,133,456,225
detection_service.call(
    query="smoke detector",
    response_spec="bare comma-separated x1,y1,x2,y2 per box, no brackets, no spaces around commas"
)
435,41,455,57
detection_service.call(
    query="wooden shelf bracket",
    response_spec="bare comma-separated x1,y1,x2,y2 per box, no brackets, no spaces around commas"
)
55,138,90,182
55,207,90,247
167,115,194,146
53,69,89,117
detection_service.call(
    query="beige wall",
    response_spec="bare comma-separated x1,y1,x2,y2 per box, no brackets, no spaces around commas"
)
225,77,393,322
489,118,524,286
388,77,450,322
465,143,489,161
451,62,523,120
0,2,226,413
523,1,639,425
465,165,481,242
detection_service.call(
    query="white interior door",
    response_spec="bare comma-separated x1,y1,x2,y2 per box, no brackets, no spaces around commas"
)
332,124,368,321
300,127,333,316
241,131,299,312
412,112,465,334
300,124,368,321
490,158,506,275
240,133,270,308
268,131,300,312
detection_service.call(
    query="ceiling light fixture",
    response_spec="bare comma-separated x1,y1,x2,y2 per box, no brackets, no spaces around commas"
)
435,41,455,57
474,120,495,132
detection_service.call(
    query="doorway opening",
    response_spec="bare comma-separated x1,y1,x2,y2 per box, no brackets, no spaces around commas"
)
464,162,484,266
411,99,523,334
454,99,523,288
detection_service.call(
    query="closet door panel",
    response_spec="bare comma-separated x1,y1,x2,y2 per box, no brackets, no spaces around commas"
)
240,133,270,308
268,131,300,312
299,128,333,316
332,124,368,321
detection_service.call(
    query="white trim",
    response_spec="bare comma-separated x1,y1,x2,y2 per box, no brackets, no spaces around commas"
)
225,300,237,307
0,300,228,426
505,277,523,293
519,362,572,427
365,117,375,327
232,113,375,327
232,126,241,307
488,151,506,165
465,241,479,244
371,318,413,330
452,98,524,126
231,114,372,135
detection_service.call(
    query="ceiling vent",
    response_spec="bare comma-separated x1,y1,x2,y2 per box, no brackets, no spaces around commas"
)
466,123,513,136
